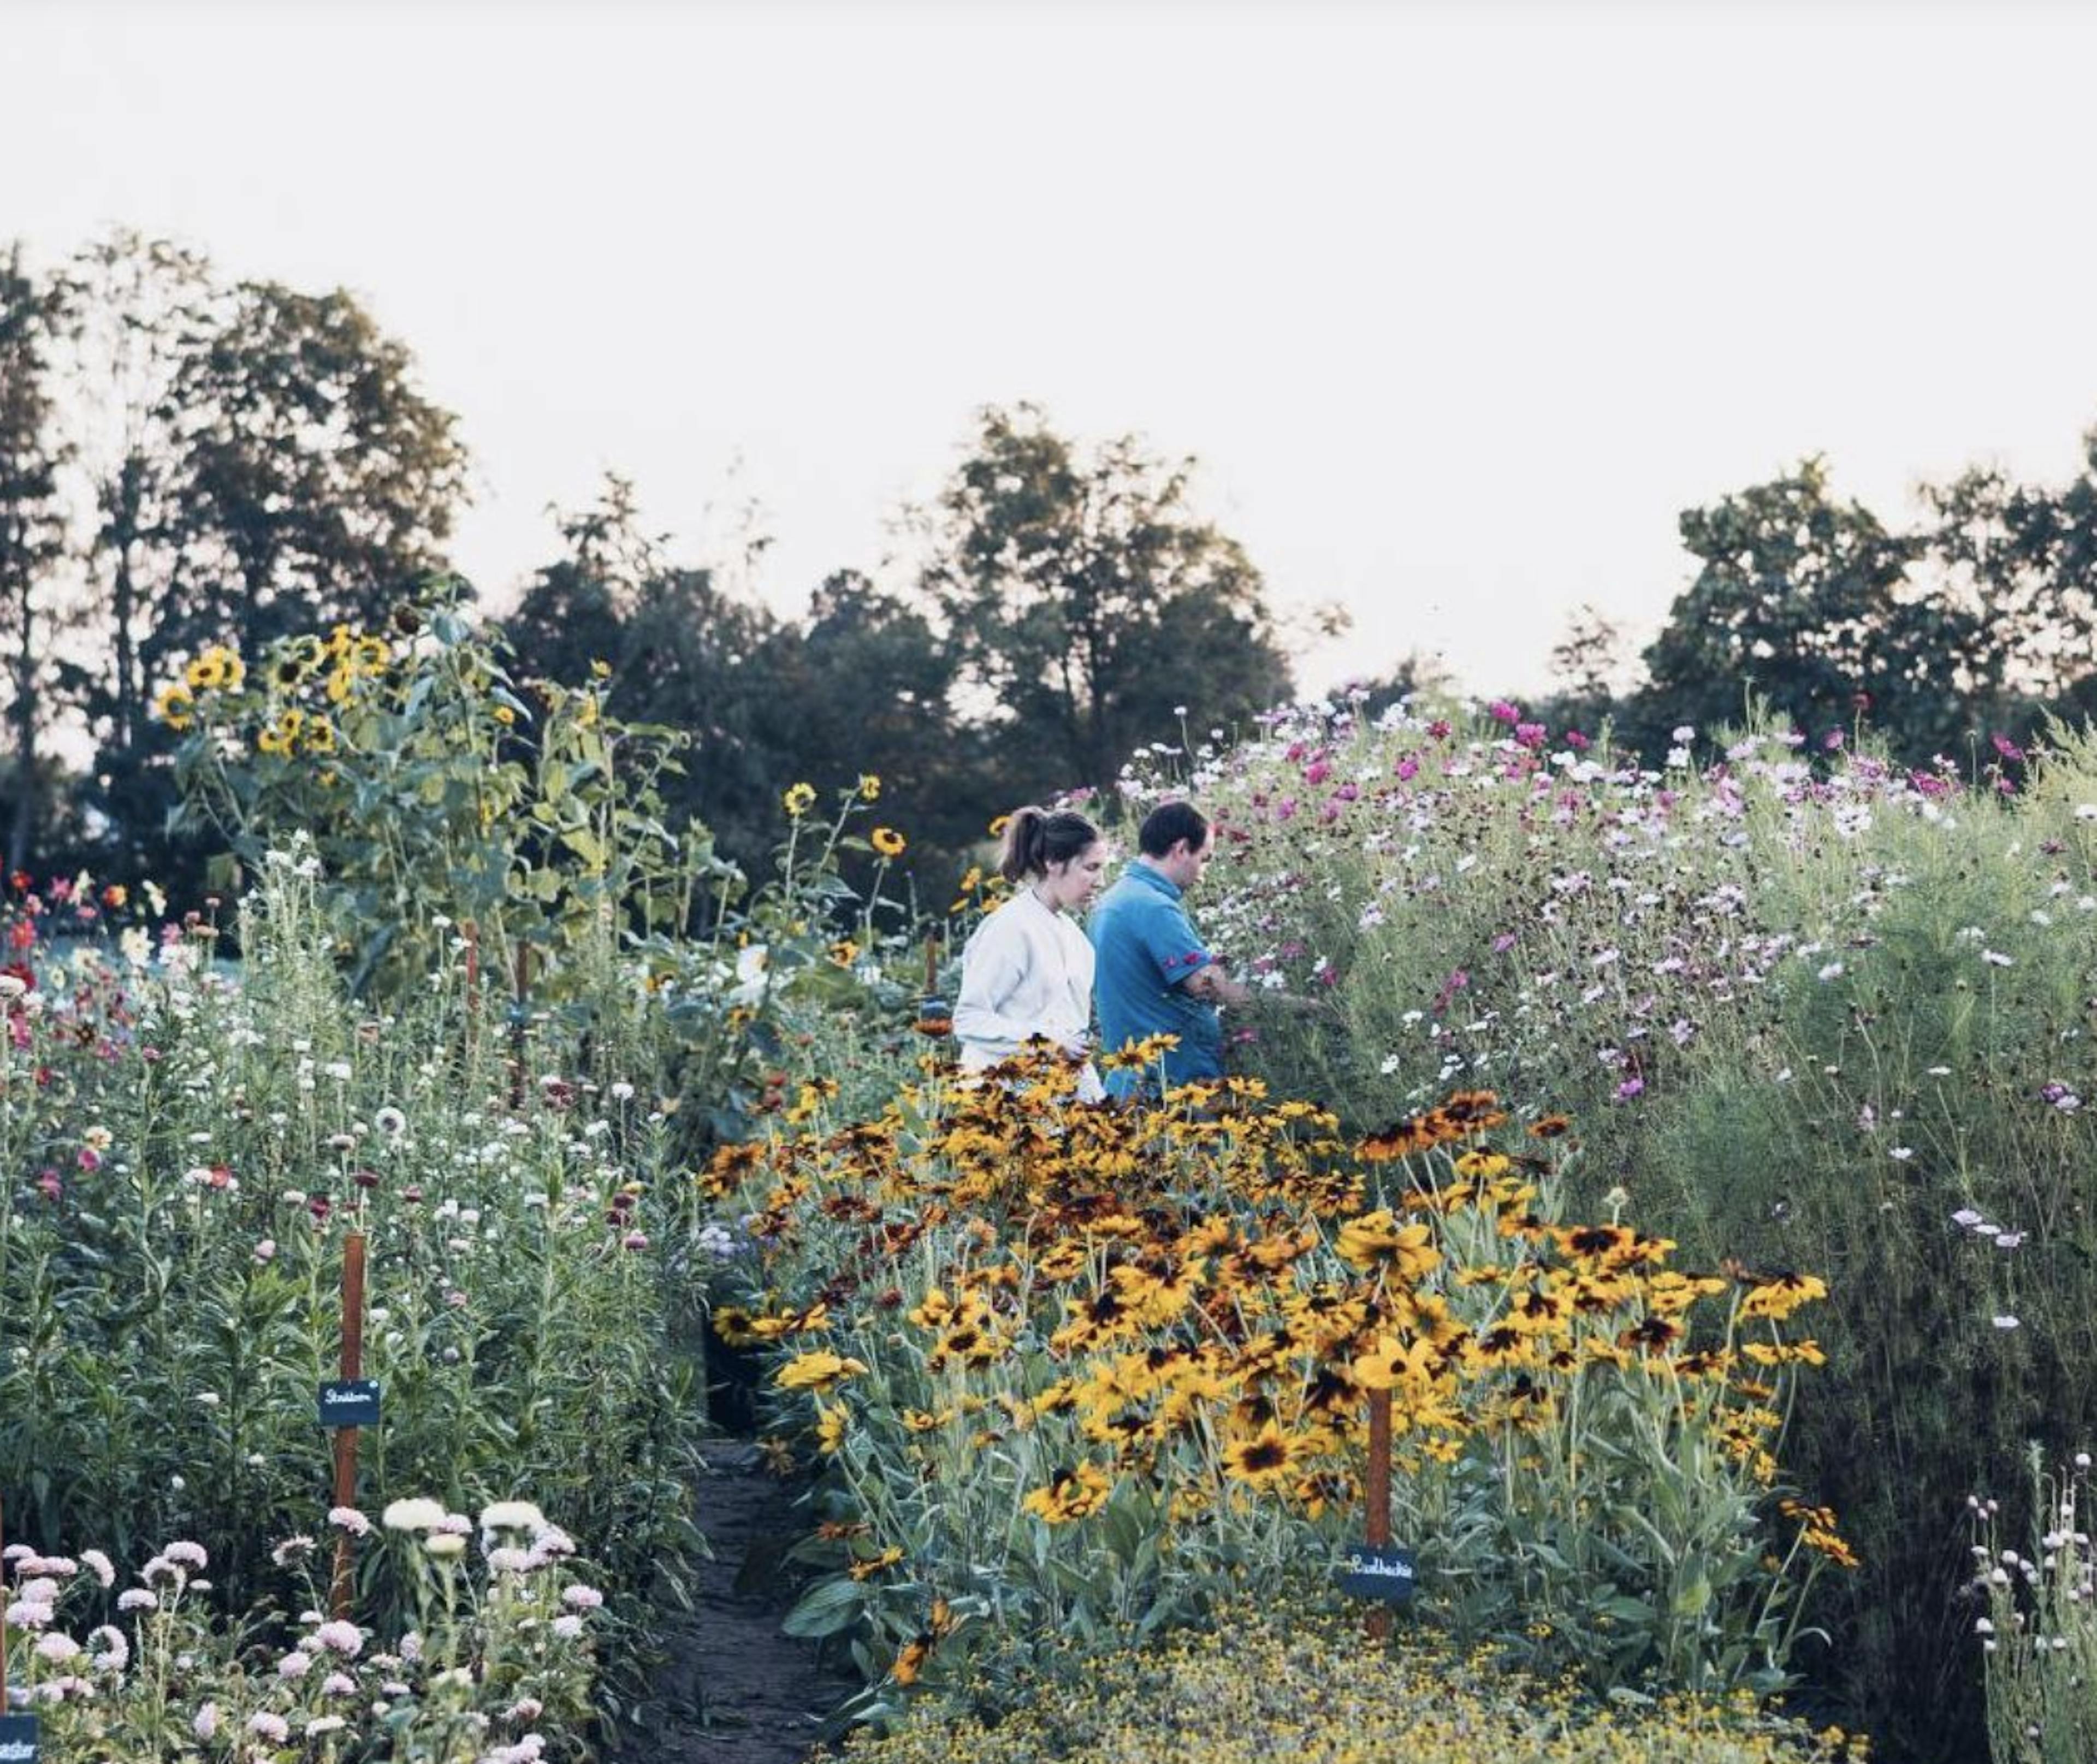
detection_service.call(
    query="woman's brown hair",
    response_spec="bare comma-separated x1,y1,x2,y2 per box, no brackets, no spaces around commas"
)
995,806,1100,883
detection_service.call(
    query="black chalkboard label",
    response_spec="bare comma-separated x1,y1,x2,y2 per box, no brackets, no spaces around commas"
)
0,1714,42,1762
318,1378,381,1428
1336,1543,1417,1604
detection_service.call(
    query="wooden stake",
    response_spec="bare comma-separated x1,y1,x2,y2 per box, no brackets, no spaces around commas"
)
922,936,938,997
1365,1386,1393,1641
330,1231,367,1620
461,920,481,1058
508,943,532,1110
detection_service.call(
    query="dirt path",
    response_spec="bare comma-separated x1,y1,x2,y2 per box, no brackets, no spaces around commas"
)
614,1440,857,1764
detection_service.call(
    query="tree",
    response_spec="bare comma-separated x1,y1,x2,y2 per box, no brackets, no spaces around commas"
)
0,246,75,873
503,478,789,872
165,279,471,664
919,405,1293,796
767,570,988,870
61,232,222,770
1923,429,2097,717
1637,459,1994,761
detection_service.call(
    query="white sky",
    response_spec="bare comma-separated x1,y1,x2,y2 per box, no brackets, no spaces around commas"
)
9,0,2097,697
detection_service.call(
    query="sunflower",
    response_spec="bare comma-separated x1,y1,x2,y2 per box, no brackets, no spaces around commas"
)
154,683,196,732
871,826,907,859
185,648,235,691
783,782,818,818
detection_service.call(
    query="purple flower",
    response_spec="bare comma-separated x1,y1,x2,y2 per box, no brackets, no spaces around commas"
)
1615,1076,1645,1101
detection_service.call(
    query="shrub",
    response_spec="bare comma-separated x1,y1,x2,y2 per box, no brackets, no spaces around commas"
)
839,1596,1863,1764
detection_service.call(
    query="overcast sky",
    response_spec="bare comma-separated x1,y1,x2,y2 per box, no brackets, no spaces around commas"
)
9,0,2097,698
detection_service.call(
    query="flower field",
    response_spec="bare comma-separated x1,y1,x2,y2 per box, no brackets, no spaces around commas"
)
710,1056,1845,1716
6,607,2097,1761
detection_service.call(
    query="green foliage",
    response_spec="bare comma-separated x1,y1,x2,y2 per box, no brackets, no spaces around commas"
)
8,1509,600,1761
0,863,699,1677
1970,1448,2097,1764
841,1597,1861,1764
1134,698,2097,1761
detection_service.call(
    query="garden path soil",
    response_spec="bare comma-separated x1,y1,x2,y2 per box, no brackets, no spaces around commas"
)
613,1440,854,1764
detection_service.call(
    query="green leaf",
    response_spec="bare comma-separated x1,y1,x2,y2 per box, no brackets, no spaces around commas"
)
780,1574,867,1639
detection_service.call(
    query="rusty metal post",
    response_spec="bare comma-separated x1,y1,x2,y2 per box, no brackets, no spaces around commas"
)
1365,1386,1393,1640
330,1232,367,1620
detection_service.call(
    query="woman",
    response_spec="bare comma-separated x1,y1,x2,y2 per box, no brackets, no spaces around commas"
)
953,806,1109,1101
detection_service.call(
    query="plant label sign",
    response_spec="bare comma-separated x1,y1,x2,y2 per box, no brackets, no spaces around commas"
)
1336,1543,1416,1605
0,1714,41,1762
318,1378,381,1428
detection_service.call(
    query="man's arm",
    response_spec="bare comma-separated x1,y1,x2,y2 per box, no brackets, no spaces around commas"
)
1181,961,1252,1008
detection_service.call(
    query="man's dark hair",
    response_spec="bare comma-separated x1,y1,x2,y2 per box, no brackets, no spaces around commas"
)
1138,800,1209,859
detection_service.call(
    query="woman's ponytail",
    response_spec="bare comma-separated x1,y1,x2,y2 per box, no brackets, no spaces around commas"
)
995,805,1100,883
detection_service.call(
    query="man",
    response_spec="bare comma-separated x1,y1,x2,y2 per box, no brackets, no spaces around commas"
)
1088,799,1251,1100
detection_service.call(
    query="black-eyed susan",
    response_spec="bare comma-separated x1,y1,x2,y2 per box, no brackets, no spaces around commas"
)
1221,1420,1308,1490
1358,1114,1438,1162
1439,1089,1509,1133
871,826,907,859
848,1545,905,1581
1736,1271,1829,1322
783,781,817,818
775,1348,867,1393
1021,1461,1111,1524
1334,1210,1440,1281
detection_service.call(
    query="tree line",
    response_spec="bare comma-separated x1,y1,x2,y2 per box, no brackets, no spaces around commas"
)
4,230,2097,909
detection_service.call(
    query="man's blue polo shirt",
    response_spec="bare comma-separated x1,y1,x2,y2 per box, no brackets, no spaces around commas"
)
1088,862,1223,1098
